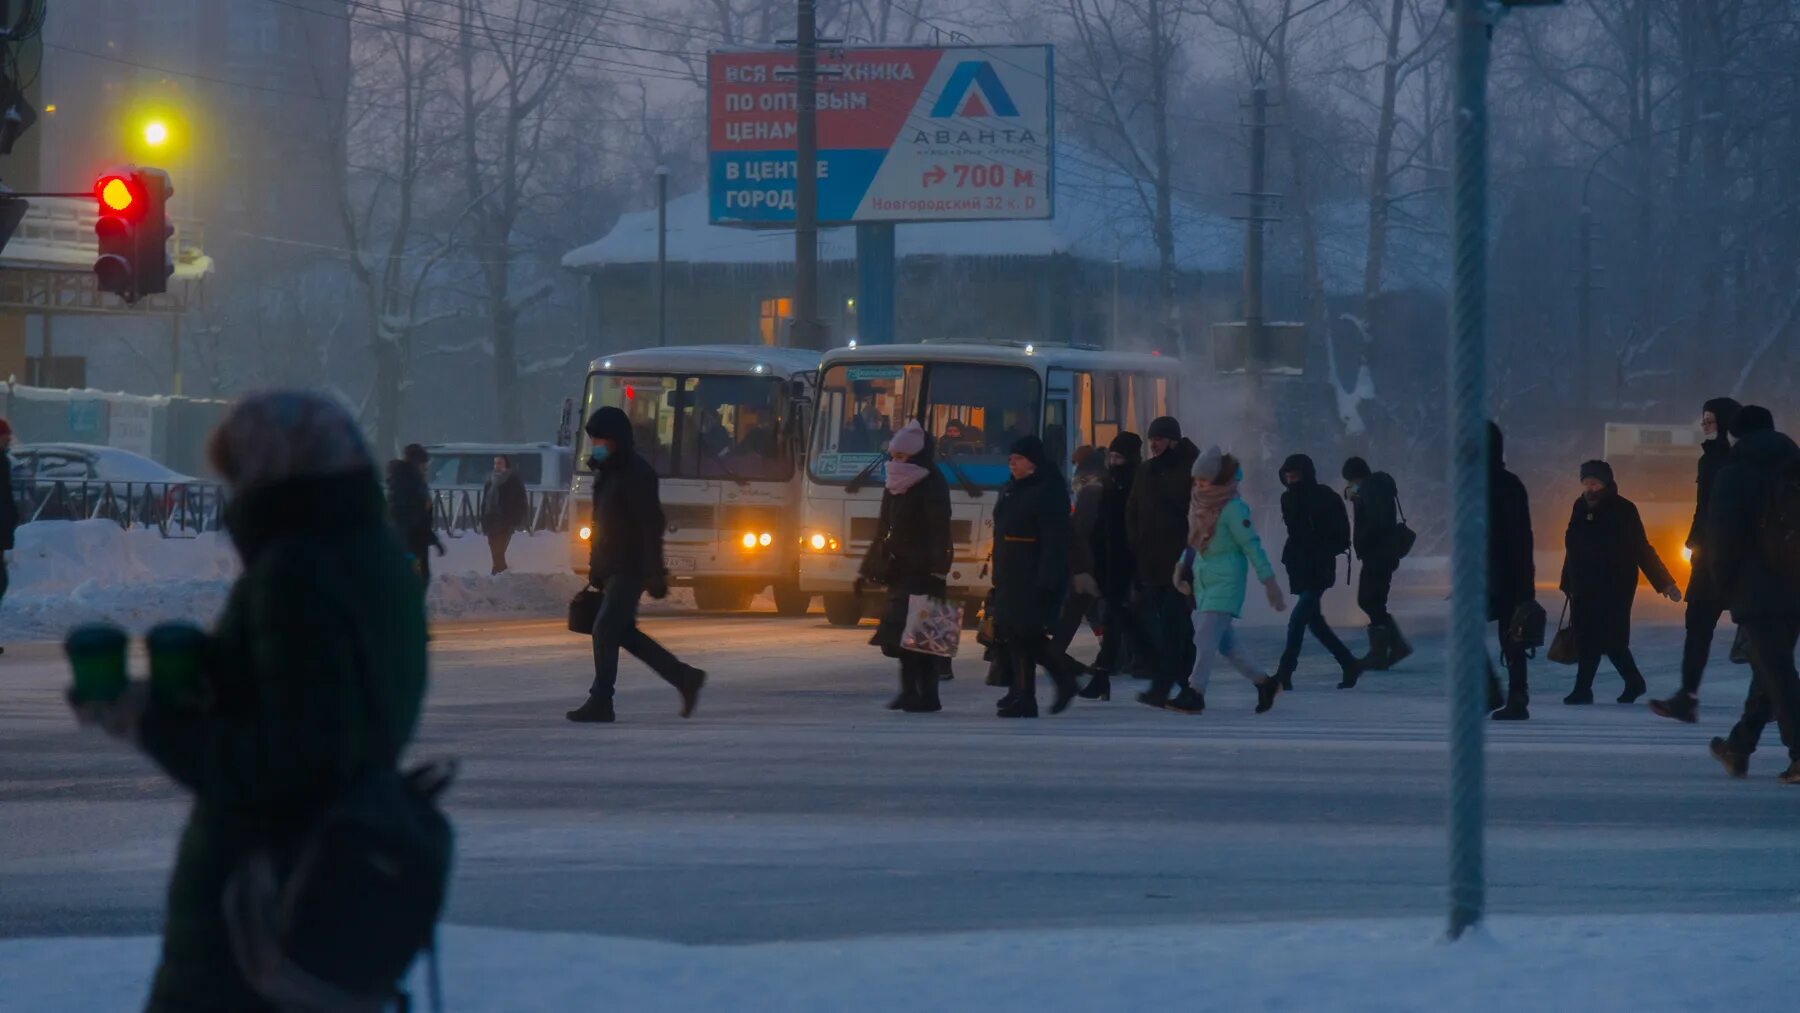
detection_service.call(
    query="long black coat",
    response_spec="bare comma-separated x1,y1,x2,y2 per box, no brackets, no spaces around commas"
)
481,468,529,535
1127,438,1198,587
1278,455,1350,594
864,441,953,657
588,441,666,585
1096,462,1136,600
1488,428,1536,621
991,466,1070,638
1561,490,1675,652
1708,428,1800,622
1349,470,1402,563
1684,437,1730,601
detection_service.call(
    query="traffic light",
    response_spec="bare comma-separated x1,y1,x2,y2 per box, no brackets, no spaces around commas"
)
92,166,174,303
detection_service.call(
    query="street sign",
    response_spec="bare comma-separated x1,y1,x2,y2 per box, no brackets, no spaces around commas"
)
707,45,1053,226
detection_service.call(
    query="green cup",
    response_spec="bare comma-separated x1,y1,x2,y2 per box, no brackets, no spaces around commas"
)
146,622,208,708
65,623,130,703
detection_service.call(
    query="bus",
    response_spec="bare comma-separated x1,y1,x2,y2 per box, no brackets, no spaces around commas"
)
569,345,821,615
1603,421,1703,577
798,341,1182,627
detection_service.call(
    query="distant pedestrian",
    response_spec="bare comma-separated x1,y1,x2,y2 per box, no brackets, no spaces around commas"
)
480,456,530,575
386,443,444,581
1082,431,1145,699
0,417,15,654
1054,446,1106,658
1489,422,1538,721
991,435,1080,718
1173,445,1287,714
1274,454,1362,690
1703,406,1800,783
70,390,430,1010
1559,460,1681,705
1342,457,1413,671
1652,397,1741,723
566,407,707,724
859,421,952,713
1128,416,1203,712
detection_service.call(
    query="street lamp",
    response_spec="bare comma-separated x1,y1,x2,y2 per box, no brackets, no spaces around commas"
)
142,120,169,147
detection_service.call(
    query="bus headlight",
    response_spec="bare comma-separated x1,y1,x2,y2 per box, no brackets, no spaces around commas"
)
579,526,592,541
810,532,826,550
741,531,757,549
759,532,772,547
805,531,839,552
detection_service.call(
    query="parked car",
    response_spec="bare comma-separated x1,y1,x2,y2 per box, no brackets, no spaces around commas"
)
9,443,215,529
420,442,574,534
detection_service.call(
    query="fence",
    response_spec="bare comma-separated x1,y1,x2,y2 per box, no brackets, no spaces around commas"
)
11,479,229,537
428,487,571,537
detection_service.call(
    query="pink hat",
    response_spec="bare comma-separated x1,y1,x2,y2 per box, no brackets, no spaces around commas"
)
887,420,926,457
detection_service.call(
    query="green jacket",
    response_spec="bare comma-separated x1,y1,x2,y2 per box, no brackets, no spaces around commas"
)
1178,498,1276,617
136,470,428,1010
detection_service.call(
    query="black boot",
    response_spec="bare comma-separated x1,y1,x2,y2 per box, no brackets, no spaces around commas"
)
997,646,1038,718
1274,665,1296,692
1491,691,1530,721
1337,659,1365,690
566,697,616,723
888,661,918,710
1649,691,1698,724
1386,622,1413,668
1165,687,1206,714
997,695,1039,718
1254,678,1280,714
1048,655,1081,716
905,660,943,713
1078,671,1112,701
1358,626,1390,671
1564,664,1595,705
1710,737,1749,778
678,668,707,718
1617,671,1648,705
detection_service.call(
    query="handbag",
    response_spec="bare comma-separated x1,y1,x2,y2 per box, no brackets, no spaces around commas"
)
900,594,963,658
1546,599,1579,665
1391,496,1418,560
568,586,603,635
1508,599,1547,652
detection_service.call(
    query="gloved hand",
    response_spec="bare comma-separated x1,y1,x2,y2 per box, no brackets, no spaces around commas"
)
68,681,149,744
1264,578,1288,614
1071,572,1101,598
646,571,670,600
1662,585,1683,604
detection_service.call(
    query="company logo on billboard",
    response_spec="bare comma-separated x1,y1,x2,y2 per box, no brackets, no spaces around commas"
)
929,62,1020,118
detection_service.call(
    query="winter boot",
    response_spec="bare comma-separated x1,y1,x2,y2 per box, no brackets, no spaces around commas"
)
1617,672,1649,705
1078,671,1112,701
997,696,1039,718
1385,623,1414,668
1777,760,1800,786
1563,668,1595,705
1490,696,1530,721
1274,665,1296,693
566,697,616,723
1358,626,1391,671
1254,678,1280,714
1337,659,1365,690
678,667,707,718
1710,737,1749,778
1649,691,1699,724
1165,687,1206,714
904,677,942,714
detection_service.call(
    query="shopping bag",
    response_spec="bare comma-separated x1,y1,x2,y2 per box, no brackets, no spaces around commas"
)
899,594,962,658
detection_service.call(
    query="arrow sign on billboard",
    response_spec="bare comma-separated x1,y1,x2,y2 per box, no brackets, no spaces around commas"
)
922,165,946,188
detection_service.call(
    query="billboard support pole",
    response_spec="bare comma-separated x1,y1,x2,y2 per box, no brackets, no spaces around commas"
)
789,0,825,350
855,223,895,345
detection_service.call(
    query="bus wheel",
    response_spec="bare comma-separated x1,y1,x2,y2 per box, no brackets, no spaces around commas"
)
773,582,812,617
694,582,754,612
962,598,984,630
823,593,864,627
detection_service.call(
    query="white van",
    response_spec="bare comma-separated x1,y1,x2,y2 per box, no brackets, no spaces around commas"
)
422,442,574,533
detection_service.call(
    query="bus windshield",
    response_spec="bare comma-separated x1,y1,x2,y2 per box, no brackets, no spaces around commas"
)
809,361,1041,488
581,372,791,481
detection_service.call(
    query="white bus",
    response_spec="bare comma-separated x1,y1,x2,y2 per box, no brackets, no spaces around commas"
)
798,341,1182,627
569,345,821,615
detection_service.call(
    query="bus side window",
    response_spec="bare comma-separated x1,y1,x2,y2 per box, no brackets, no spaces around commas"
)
1091,371,1122,450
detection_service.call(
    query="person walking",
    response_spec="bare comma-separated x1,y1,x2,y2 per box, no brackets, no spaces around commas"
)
1703,406,1800,783
386,443,443,582
991,435,1079,718
1128,416,1203,711
567,406,706,723
1173,446,1287,714
69,390,429,1011
859,421,952,713
1054,447,1106,658
0,417,15,655
1341,457,1412,670
1274,454,1362,690
480,456,530,575
1651,397,1741,723
1082,431,1144,699
1488,422,1539,721
1559,460,1682,705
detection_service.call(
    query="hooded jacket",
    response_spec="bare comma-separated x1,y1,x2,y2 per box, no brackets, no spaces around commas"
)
1686,398,1740,554
860,435,952,590
1278,454,1351,594
1347,469,1402,563
1096,436,1141,599
585,407,667,585
990,436,1070,637
1126,436,1199,587
1707,426,1800,622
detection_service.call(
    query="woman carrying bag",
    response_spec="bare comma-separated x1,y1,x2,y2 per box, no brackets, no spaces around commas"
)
1560,459,1682,705
859,421,953,713
990,435,1081,719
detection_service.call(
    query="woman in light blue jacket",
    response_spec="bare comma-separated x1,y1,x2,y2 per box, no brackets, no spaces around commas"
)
1173,445,1289,713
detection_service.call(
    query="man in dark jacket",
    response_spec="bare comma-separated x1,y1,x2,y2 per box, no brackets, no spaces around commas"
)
991,434,1079,718
1342,456,1412,671
1275,454,1361,690
1127,416,1202,710
567,406,706,723
1489,422,1538,721
1705,406,1800,783
480,456,530,575
0,417,16,653
1085,431,1144,695
1652,396,1741,723
386,443,443,581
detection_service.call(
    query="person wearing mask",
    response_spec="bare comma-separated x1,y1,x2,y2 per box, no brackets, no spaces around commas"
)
1082,431,1144,699
385,443,444,582
1651,397,1741,723
567,407,707,723
1274,454,1362,691
1128,416,1202,711
0,417,15,653
1341,457,1412,671
69,391,429,1011
480,456,530,575
1559,460,1682,705
1704,406,1800,783
1172,445,1288,714
1489,422,1539,721
858,421,952,713
991,435,1080,718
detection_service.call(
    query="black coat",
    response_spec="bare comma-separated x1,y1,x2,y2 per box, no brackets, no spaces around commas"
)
991,466,1070,638
1097,462,1136,600
1126,438,1198,587
481,469,530,535
1708,428,1800,622
1069,473,1105,579
588,444,667,586
1687,437,1729,552
1560,490,1675,652
1488,431,1536,621
384,461,438,556
1278,455,1350,594
860,445,952,592
1349,470,1402,563
0,448,17,552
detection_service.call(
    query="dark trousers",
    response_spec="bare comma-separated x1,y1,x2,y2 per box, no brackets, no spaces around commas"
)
487,529,514,573
1357,557,1398,629
996,633,1079,703
588,573,691,700
1497,620,1529,697
1725,617,1800,763
1051,591,1098,655
1093,594,1148,675
1679,596,1729,696
1139,584,1196,699
1572,645,1646,693
1277,589,1357,679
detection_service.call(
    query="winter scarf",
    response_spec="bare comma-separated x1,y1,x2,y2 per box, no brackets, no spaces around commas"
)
885,460,932,495
1188,475,1240,552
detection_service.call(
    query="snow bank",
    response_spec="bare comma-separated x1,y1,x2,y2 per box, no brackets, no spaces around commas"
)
0,521,583,640
3,914,1796,1012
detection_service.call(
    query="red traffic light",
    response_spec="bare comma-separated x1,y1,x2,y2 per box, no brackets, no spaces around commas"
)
97,175,135,213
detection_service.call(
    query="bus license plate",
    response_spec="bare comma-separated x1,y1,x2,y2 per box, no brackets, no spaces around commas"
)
666,556,697,573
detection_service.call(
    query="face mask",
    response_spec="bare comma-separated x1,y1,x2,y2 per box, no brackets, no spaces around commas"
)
588,445,611,469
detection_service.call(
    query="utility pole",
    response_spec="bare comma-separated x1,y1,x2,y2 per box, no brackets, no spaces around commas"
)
1575,206,1594,405
655,164,669,347
1243,81,1270,376
786,0,827,350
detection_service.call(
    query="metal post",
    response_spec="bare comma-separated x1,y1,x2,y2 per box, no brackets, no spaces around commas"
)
854,222,895,344
1576,205,1592,405
655,165,669,347
1446,0,1493,941
170,312,183,396
1111,257,1121,348
789,0,823,350
1244,82,1268,348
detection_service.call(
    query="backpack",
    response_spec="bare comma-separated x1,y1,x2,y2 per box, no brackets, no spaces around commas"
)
1762,458,1800,579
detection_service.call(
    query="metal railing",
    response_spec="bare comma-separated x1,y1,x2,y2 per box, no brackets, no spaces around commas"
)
11,479,228,536
428,487,572,537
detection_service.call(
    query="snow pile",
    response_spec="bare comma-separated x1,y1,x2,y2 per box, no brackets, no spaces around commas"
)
0,520,584,640
2,914,1796,1012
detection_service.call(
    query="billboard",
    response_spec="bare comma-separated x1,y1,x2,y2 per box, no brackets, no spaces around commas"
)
707,45,1053,226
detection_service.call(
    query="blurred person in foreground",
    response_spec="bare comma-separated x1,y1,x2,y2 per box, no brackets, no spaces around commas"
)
0,417,15,654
